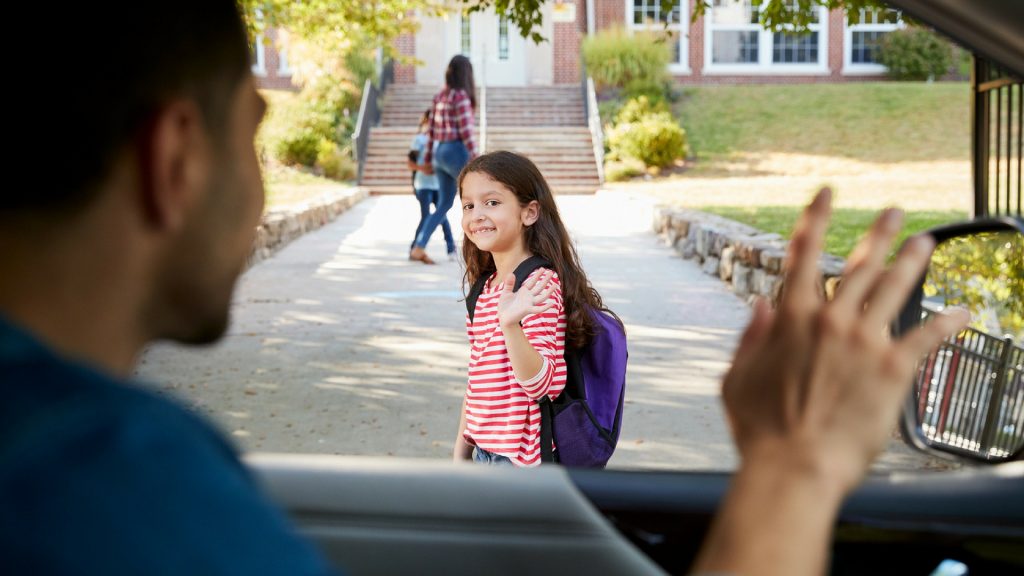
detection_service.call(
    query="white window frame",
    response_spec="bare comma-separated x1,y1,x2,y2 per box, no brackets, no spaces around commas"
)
626,0,691,75
276,31,293,77
703,0,829,75
277,48,292,76
252,34,267,77
843,8,904,75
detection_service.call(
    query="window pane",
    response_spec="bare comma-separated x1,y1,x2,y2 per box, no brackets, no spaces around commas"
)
635,0,682,27
852,7,901,26
852,30,887,64
878,8,901,24
772,31,819,64
713,0,757,26
712,30,759,63
498,17,509,60
666,31,682,65
461,15,471,56
780,0,819,24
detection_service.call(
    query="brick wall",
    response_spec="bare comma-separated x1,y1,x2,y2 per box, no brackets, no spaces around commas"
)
554,0,584,84
827,8,845,80
254,28,298,91
595,0,625,30
394,27,417,84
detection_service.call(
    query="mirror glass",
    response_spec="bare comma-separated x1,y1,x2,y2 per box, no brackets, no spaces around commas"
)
912,229,1023,460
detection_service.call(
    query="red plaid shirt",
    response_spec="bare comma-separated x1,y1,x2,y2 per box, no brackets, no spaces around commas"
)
424,87,478,164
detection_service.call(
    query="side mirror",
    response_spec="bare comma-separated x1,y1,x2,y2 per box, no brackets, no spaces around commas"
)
896,217,1024,463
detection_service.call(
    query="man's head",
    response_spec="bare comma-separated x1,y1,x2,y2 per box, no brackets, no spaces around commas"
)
6,1,265,352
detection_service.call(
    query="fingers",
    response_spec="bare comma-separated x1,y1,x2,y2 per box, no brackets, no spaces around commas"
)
834,208,903,310
724,297,775,398
895,308,970,368
863,234,935,330
780,188,832,315
523,269,553,291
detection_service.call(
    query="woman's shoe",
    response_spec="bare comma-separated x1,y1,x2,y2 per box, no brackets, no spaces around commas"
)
409,246,436,265
447,251,458,262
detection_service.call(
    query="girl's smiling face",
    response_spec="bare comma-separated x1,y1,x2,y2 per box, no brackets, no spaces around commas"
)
460,171,537,255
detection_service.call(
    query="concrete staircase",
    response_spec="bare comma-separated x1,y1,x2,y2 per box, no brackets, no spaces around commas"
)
359,85,600,195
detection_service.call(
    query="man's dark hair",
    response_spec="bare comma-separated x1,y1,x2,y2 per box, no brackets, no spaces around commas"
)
11,1,250,216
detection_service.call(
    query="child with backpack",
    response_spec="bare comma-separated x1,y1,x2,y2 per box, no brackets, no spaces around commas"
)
453,151,626,468
408,110,457,263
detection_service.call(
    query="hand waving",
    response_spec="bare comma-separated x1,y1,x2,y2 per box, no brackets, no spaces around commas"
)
496,269,556,329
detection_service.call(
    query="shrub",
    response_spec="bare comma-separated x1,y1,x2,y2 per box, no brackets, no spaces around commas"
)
582,28,671,90
605,157,647,181
878,27,953,81
598,98,625,126
315,140,356,180
261,92,336,167
607,112,688,168
623,78,670,106
615,95,670,125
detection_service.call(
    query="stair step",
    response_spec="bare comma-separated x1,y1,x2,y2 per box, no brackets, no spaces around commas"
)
363,85,600,193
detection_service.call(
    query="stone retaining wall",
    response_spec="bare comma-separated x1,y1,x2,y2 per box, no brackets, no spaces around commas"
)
653,207,847,303
249,187,368,266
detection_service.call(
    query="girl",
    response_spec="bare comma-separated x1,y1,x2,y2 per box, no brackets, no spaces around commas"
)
453,151,612,467
409,55,478,265
408,110,456,261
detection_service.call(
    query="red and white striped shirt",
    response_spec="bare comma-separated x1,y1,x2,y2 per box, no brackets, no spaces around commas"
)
424,87,478,164
464,269,567,467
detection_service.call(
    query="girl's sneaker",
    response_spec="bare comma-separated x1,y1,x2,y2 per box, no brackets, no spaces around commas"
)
447,251,458,262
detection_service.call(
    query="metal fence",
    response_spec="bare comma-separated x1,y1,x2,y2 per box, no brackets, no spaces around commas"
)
973,56,1024,218
915,321,1024,458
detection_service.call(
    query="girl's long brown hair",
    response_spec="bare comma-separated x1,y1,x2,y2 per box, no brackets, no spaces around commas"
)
459,151,616,349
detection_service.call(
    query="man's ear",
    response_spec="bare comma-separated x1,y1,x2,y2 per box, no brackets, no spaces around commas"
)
522,200,540,227
139,100,209,231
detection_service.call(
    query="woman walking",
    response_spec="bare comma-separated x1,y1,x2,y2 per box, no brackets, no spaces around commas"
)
409,55,478,265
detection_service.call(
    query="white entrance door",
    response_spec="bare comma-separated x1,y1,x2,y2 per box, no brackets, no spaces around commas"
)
446,10,527,86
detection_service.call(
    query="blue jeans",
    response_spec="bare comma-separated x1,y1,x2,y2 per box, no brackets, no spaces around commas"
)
473,447,514,466
411,188,455,254
413,140,467,250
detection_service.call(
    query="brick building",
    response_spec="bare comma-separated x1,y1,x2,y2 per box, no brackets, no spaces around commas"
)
256,1,904,90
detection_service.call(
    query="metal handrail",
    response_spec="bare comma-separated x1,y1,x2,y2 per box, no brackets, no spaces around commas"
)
585,76,605,185
479,84,487,154
352,78,379,182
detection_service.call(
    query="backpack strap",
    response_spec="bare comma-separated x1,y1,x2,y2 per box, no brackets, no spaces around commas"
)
465,275,489,322
465,256,553,322
539,397,555,463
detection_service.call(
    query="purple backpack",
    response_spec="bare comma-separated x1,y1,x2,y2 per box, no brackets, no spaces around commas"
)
466,256,628,468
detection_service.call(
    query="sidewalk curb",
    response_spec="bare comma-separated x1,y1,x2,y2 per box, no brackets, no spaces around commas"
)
249,186,369,267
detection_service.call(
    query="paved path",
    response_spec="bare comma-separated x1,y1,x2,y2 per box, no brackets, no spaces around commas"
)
138,192,941,472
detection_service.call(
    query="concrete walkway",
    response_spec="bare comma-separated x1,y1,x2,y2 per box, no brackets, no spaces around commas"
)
137,192,941,472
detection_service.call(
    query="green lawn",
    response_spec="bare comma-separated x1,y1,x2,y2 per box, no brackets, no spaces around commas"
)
675,82,970,164
616,82,976,255
263,163,353,210
698,206,967,258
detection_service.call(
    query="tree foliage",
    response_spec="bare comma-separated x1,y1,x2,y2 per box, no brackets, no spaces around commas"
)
240,0,896,51
925,231,1024,341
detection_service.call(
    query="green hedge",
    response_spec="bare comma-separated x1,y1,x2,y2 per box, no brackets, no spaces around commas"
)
878,27,953,81
583,28,670,90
